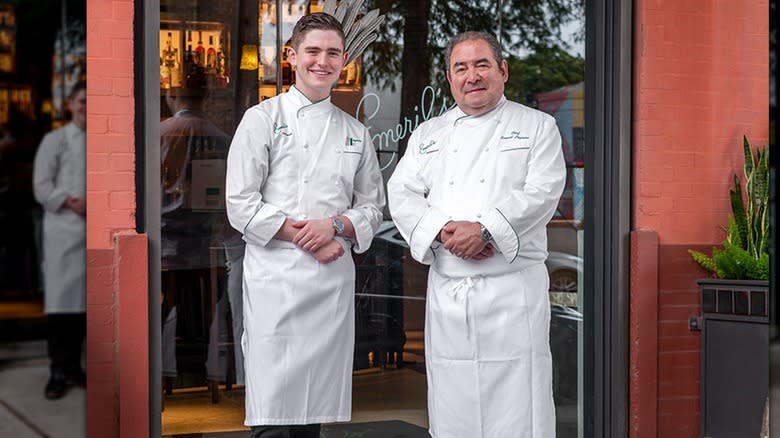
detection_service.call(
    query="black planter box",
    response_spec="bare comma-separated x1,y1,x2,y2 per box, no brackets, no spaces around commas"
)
697,279,769,438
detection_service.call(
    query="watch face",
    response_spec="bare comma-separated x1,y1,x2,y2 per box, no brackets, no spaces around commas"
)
333,218,345,234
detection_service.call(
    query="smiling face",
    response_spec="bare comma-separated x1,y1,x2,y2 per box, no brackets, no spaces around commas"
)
68,88,87,130
287,29,347,102
446,38,508,116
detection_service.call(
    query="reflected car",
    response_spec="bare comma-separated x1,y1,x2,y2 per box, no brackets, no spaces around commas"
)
545,250,581,293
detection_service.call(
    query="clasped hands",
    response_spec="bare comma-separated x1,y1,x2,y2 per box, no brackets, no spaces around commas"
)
290,218,344,264
438,220,494,260
63,196,86,217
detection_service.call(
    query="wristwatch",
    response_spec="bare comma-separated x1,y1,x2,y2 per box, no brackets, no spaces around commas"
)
479,223,492,242
332,217,345,236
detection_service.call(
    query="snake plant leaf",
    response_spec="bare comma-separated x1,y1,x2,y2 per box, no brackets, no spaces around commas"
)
753,147,769,207
729,175,749,250
760,202,769,255
743,135,754,179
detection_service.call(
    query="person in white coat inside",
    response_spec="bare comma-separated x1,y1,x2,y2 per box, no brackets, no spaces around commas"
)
33,80,87,400
225,13,385,438
387,31,566,437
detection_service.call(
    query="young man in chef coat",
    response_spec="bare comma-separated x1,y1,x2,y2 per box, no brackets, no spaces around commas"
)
387,31,566,437
225,12,385,438
33,81,87,400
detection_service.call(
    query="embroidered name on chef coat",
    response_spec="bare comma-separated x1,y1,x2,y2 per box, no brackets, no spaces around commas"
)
273,122,292,136
343,137,364,155
499,130,530,151
418,139,439,154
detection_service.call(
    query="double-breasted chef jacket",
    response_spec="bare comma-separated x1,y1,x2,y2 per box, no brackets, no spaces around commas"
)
226,85,385,426
387,96,566,438
32,123,86,314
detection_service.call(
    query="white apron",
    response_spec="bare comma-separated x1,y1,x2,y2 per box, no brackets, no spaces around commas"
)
242,239,355,424
426,263,554,438
32,124,86,314
387,97,566,437
226,85,385,425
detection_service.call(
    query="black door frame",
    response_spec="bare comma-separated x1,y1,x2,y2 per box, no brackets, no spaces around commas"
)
136,0,634,436
584,0,632,436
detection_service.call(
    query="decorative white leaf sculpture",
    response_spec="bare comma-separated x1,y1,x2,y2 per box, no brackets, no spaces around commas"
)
323,0,385,65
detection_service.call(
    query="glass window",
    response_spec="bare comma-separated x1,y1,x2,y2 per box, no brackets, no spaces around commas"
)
156,1,585,435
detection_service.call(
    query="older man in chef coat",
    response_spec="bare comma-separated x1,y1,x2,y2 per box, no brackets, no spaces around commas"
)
226,12,385,438
387,31,566,438
33,80,87,400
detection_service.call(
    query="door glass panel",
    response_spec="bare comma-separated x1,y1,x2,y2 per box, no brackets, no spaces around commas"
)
156,1,585,435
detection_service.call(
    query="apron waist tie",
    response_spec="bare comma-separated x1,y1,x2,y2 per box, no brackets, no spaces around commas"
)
447,276,475,339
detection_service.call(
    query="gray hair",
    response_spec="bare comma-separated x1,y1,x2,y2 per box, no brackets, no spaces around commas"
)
444,31,503,70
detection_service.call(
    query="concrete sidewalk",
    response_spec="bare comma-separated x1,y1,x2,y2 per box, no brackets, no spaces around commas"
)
0,340,85,438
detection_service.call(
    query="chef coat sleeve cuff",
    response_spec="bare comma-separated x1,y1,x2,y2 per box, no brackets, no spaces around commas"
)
342,209,375,254
45,189,70,213
409,207,450,265
481,208,520,263
241,203,286,247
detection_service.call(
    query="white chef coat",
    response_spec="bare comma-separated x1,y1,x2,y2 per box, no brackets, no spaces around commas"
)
226,85,385,426
32,123,86,314
387,96,566,438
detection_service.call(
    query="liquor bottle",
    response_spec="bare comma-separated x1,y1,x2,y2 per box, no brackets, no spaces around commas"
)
160,57,171,89
281,47,293,85
194,31,206,67
163,32,177,68
207,35,217,70
170,51,182,88
220,53,230,86
184,44,193,78
216,50,226,87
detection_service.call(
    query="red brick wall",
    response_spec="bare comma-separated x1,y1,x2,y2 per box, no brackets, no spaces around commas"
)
86,247,118,437
86,1,148,437
632,1,769,437
87,0,136,249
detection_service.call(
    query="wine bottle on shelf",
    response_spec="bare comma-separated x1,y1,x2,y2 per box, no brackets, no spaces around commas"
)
160,57,171,89
207,35,217,70
163,32,176,68
194,31,206,67
281,48,293,85
183,45,193,81
216,51,226,87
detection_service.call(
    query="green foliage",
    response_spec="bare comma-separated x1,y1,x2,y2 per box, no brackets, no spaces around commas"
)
504,44,585,106
364,0,585,90
689,136,770,280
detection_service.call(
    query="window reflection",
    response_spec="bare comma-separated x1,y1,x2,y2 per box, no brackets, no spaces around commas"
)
157,1,585,435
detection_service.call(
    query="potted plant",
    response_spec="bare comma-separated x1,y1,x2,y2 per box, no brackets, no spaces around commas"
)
688,135,769,438
688,135,769,281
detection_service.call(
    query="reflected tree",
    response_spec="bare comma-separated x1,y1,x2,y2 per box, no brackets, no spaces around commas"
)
364,0,584,156
505,44,584,107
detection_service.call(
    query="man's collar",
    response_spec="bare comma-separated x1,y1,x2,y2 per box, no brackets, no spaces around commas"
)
451,96,507,124
289,84,332,107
